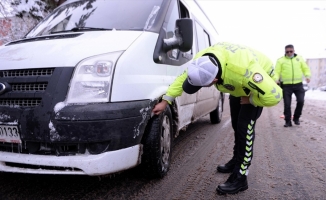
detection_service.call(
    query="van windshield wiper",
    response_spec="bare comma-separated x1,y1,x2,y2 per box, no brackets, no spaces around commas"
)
51,27,113,34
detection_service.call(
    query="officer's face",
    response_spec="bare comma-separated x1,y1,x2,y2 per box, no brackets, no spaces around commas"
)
285,48,295,57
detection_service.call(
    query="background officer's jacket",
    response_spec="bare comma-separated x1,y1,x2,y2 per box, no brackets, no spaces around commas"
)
274,54,311,85
164,42,282,107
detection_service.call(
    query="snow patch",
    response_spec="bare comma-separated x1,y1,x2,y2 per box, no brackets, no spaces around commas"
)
54,102,66,113
0,120,18,125
14,0,45,19
0,114,11,120
49,121,60,140
303,90,326,101
133,106,151,139
0,0,14,18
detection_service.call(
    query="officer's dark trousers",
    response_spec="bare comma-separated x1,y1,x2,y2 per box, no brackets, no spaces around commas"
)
229,95,263,175
282,83,305,122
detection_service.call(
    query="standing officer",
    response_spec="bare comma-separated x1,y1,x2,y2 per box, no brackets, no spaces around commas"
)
274,44,311,127
152,42,282,195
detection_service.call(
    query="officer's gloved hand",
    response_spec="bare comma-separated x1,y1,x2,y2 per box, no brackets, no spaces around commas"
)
152,100,168,115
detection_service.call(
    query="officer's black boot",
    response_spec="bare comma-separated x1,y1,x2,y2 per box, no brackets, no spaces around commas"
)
293,118,300,125
284,121,292,127
216,172,248,195
217,158,236,173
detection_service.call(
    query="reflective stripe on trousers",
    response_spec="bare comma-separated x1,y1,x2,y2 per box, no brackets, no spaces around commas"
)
240,120,255,175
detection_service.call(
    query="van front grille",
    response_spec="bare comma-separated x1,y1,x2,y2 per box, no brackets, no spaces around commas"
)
0,68,56,108
1,68,54,77
0,98,42,107
11,83,48,92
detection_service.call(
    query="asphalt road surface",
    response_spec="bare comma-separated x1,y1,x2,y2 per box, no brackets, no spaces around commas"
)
0,97,326,199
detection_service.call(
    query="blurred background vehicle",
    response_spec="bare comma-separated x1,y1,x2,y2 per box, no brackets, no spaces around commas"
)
318,85,326,91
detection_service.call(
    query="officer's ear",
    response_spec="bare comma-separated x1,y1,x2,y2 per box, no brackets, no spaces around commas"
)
206,78,218,87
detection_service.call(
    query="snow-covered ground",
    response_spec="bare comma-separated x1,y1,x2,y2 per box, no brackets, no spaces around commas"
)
304,90,326,101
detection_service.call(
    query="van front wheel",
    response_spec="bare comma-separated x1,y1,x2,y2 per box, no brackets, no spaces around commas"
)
210,94,223,124
142,106,173,178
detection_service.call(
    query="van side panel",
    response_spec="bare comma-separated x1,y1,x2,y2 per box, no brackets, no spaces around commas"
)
111,32,172,102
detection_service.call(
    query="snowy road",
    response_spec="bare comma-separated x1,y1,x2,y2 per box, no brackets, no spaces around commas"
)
0,94,326,199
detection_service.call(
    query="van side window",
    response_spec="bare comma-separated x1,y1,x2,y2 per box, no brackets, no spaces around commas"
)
153,0,193,65
179,1,192,56
195,21,211,52
179,1,190,18
165,0,180,60
204,30,211,47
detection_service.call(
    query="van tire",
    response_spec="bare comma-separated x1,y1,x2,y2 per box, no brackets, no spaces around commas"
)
210,94,223,124
142,106,173,178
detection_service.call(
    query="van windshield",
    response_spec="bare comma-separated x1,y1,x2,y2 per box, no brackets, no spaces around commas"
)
26,0,163,38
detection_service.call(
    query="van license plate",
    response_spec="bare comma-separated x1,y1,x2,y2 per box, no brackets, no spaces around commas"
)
0,125,21,143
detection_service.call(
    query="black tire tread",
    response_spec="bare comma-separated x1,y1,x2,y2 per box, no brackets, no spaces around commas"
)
210,95,222,124
142,107,172,178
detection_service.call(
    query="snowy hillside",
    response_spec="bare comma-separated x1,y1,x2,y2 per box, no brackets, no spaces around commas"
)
0,0,60,45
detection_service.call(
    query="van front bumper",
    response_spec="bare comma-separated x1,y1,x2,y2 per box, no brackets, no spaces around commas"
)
52,100,154,151
0,100,154,155
0,145,142,175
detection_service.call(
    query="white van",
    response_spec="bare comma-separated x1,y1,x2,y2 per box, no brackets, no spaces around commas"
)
0,0,224,177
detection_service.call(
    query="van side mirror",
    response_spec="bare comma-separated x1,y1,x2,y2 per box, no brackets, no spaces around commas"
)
163,18,193,52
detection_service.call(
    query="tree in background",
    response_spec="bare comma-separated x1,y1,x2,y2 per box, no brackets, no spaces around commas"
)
0,0,66,20
10,0,66,20
0,0,66,44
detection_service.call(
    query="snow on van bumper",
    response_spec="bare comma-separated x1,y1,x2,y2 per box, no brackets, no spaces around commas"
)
0,145,142,176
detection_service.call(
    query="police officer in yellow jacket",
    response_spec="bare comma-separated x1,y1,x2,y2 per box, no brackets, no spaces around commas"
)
274,44,311,127
152,42,282,195
217,43,276,181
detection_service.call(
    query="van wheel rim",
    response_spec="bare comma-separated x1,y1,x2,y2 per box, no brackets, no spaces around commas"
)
218,97,223,119
161,115,171,169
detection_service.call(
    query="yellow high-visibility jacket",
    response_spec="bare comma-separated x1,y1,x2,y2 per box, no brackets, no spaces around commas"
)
163,42,282,107
274,54,311,84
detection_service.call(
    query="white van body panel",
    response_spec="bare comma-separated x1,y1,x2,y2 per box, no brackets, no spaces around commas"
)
0,145,141,175
111,32,197,128
111,32,167,102
111,32,194,103
0,31,142,69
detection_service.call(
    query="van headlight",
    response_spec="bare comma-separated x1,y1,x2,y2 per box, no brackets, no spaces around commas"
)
66,51,123,104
